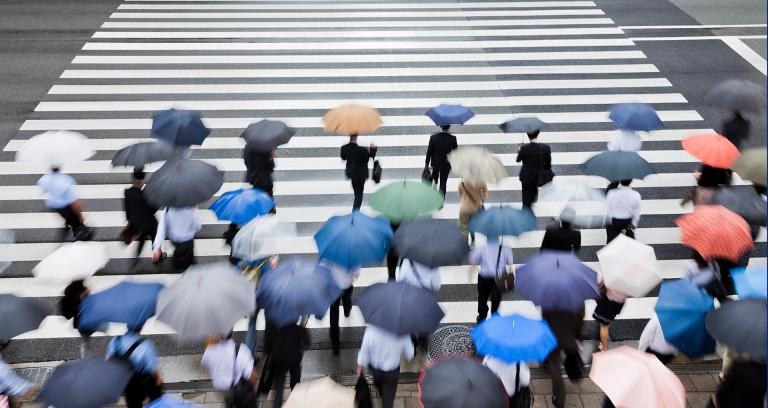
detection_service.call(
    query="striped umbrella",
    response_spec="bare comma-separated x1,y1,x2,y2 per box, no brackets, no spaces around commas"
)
675,205,753,262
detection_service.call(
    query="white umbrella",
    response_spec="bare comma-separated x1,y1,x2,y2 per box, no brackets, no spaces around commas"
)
284,377,355,408
596,234,662,297
448,146,507,184
539,182,609,227
231,215,297,261
15,131,95,167
33,242,109,284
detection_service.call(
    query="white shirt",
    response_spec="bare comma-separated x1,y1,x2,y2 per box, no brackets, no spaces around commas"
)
152,207,202,251
607,130,642,152
398,259,441,293
637,314,679,356
469,241,514,279
483,357,530,396
201,340,254,391
37,172,78,209
606,186,641,226
357,325,414,371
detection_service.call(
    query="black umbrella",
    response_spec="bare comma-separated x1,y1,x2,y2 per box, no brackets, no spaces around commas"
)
241,119,296,153
111,141,177,167
355,281,444,336
143,158,224,207
705,299,766,361
0,294,47,341
583,151,655,181
37,358,133,408
392,219,470,267
706,79,766,113
711,186,767,226
419,357,508,408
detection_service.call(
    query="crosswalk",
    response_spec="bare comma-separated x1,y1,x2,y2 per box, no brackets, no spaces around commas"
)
1,0,765,362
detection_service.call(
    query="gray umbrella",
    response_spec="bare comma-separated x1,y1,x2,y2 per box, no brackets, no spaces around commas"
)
583,151,655,181
0,294,47,341
37,358,133,408
499,116,545,133
111,141,177,167
706,79,766,113
419,357,508,408
705,299,766,361
241,119,296,153
392,218,470,268
356,281,444,336
711,186,767,226
143,158,224,208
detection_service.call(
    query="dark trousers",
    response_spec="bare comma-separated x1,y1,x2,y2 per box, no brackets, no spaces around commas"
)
329,286,354,348
370,366,400,408
432,166,450,197
252,180,276,214
54,205,85,240
124,373,163,408
521,180,538,208
606,218,634,243
477,276,501,322
267,362,301,408
546,349,582,408
351,179,365,209
134,222,158,261
172,240,195,272
386,223,400,281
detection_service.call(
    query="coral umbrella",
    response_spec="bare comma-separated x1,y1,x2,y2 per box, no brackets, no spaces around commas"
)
323,104,381,136
675,205,753,262
681,133,739,169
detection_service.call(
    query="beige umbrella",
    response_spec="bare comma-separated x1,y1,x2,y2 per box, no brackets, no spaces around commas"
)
323,104,382,135
448,146,508,184
596,234,661,298
283,376,355,408
732,147,767,187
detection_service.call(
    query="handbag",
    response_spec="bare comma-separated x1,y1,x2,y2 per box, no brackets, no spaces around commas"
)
372,160,382,184
225,346,257,408
354,374,373,408
421,166,433,182
508,363,533,408
536,145,554,187
493,243,515,293
121,224,137,245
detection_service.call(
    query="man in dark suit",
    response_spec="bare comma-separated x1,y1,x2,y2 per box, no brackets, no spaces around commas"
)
425,125,458,196
340,135,377,209
516,130,552,208
262,319,311,408
243,145,276,198
720,111,750,149
124,168,159,267
540,219,581,253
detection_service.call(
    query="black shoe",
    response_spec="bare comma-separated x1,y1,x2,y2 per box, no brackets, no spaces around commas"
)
552,396,564,408
332,342,340,356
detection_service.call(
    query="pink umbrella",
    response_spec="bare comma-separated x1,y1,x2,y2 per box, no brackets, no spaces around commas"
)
590,346,686,408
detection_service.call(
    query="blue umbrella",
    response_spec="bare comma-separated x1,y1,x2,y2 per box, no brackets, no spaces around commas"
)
78,281,164,332
608,103,663,131
468,206,537,239
314,211,393,270
425,104,475,126
731,266,767,299
515,251,599,312
210,188,275,225
151,108,210,147
655,280,716,358
498,117,545,133
471,314,557,363
583,151,655,181
256,259,342,328
356,281,444,336
146,395,202,407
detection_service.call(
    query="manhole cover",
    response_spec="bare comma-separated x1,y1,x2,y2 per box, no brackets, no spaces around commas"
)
426,325,476,361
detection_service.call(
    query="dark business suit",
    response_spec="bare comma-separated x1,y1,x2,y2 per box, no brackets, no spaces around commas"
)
243,147,275,198
542,308,585,408
516,142,552,208
263,322,310,408
124,186,158,260
341,142,376,209
425,131,458,196
720,114,750,149
540,225,581,253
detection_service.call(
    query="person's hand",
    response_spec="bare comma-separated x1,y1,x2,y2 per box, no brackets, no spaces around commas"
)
152,250,162,263
269,255,280,269
356,365,365,377
369,143,376,149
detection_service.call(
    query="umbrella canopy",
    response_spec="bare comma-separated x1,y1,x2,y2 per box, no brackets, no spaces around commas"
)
111,141,176,167
157,262,256,341
447,146,507,184
368,180,444,223
705,299,766,361
499,116,545,133
515,251,600,312
143,158,224,208
37,358,134,408
33,242,109,284
590,346,686,408
471,314,557,363
583,151,655,181
151,108,210,147
146,395,203,408
425,104,475,126
419,357,508,408
0,229,14,274
77,281,164,332
539,182,609,228
731,266,767,299
356,281,444,336
323,104,381,135
284,376,355,408
681,133,739,169
15,130,95,167
0,294,47,341
241,119,296,153
231,215,297,261
655,280,716,358
732,147,767,186
706,79,766,112
608,103,663,131
675,205,753,262
392,219,469,268
468,205,537,239
538,182,606,203
209,188,275,225
314,211,393,270
256,259,342,327
711,186,767,226
597,234,662,298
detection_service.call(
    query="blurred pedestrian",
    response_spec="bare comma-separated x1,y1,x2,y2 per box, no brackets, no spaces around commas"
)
397,258,440,352
340,135,377,209
223,223,241,265
123,168,160,268
681,164,732,206
605,179,640,242
0,341,38,403
244,146,277,206
244,255,279,358
516,130,552,208
720,111,750,149
710,360,766,408
106,327,163,408
201,333,257,408
469,238,513,322
385,222,400,281
59,280,93,357
262,318,310,408
637,313,678,365
356,325,414,408
540,218,581,253
425,125,458,196
593,277,628,352
542,308,585,408
683,250,728,302
37,166,93,241
328,263,358,356
152,206,202,273
457,179,487,244
483,356,530,405
607,129,642,152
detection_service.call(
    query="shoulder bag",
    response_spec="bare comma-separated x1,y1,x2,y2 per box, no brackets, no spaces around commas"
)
508,362,533,408
355,374,373,408
494,244,515,293
536,145,555,187
225,345,257,408
422,166,433,182
372,160,382,184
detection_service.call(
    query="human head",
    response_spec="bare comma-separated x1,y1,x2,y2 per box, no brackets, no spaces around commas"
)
349,134,358,142
441,125,451,132
51,166,61,173
527,130,540,140
132,167,146,182
619,179,632,187
561,220,572,229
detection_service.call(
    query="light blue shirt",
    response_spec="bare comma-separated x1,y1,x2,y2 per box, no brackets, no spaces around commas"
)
152,207,202,251
469,242,514,279
105,332,159,374
0,358,33,396
37,172,78,209
357,325,414,371
398,259,441,293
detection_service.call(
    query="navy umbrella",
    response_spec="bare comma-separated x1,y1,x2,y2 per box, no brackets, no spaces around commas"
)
516,251,600,312
356,281,444,336
37,358,133,408
0,294,47,341
77,281,164,332
419,357,508,408
499,116,546,133
705,299,766,361
111,141,176,167
241,119,296,153
143,158,224,207
425,104,475,126
608,103,663,131
468,205,537,239
151,108,210,147
392,218,469,268
583,151,655,181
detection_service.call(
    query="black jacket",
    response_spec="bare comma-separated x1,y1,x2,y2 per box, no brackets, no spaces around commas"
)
243,148,275,187
720,114,750,149
425,132,458,170
340,142,376,182
124,186,158,231
540,226,581,253
264,322,311,366
716,361,766,408
516,142,552,183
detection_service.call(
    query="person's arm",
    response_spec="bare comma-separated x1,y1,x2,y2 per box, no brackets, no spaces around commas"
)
425,137,434,166
369,144,377,160
356,331,370,375
631,193,641,227
516,146,524,163
340,145,348,161
402,336,415,362
544,145,552,170
152,210,167,259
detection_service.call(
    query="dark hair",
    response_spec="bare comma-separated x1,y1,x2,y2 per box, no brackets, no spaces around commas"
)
441,125,451,132
619,179,632,187
132,167,146,181
51,167,61,173
60,280,88,320
560,220,572,229
527,130,540,139
698,165,732,187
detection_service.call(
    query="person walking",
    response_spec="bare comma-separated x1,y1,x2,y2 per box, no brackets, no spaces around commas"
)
483,356,530,405
542,308,585,408
106,327,163,408
683,251,729,302
201,332,257,407
593,277,628,352
262,319,310,408
540,218,581,253
327,263,358,356
607,129,642,152
425,125,458,196
469,238,513,322
124,168,160,268
244,146,277,202
516,130,552,208
720,111,750,149
37,166,93,241
59,280,94,358
356,324,414,408
637,313,679,365
340,135,377,209
457,179,487,243
605,179,640,242
151,206,202,272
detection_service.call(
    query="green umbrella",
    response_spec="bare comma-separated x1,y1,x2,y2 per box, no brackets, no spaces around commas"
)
369,180,443,223
732,147,766,187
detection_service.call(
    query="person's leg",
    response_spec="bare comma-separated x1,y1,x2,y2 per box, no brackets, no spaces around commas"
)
386,248,399,281
341,286,353,317
245,314,258,357
521,181,536,208
547,350,565,408
378,368,400,408
489,284,501,315
438,169,449,197
271,364,288,408
599,323,609,352
329,296,341,354
54,207,79,240
606,220,621,243
351,180,365,210
172,240,195,272
477,276,491,322
288,362,301,389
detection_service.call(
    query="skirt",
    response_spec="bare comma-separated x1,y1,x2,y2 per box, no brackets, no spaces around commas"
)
592,297,624,325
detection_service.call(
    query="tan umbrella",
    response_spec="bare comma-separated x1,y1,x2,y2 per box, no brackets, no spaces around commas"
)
283,377,355,408
323,104,382,135
448,146,507,183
